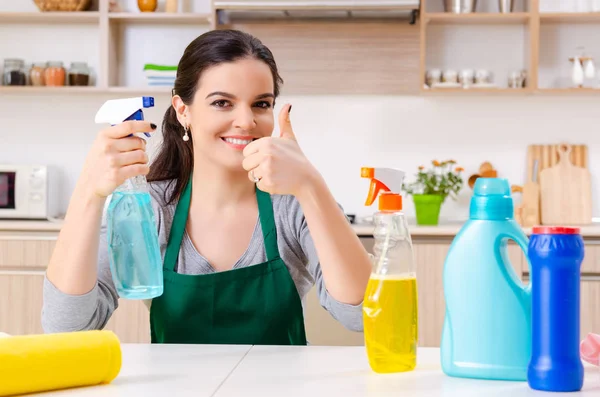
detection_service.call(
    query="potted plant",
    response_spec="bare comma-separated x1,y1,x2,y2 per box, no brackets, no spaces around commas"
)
402,160,464,226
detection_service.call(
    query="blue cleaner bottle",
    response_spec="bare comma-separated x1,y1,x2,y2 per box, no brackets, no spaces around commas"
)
441,178,531,381
527,226,585,392
94,96,163,300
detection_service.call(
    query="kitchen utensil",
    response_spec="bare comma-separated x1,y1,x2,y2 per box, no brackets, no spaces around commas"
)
527,144,588,182
475,69,492,84
459,69,474,86
443,70,458,83
584,58,596,79
539,144,592,225
426,69,442,86
521,160,540,227
571,56,584,87
444,0,478,13
479,162,494,174
499,0,514,13
468,162,498,189
481,170,497,178
468,174,479,189
508,70,525,88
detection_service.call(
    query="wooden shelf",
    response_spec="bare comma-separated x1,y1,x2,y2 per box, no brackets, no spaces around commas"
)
0,86,102,94
421,87,600,96
107,86,173,94
537,88,600,94
540,12,600,23
423,12,531,25
0,86,179,95
421,87,532,95
0,11,100,24
108,12,212,24
213,1,417,11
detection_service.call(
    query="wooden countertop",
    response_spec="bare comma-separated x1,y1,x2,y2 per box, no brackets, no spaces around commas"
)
4,220,600,238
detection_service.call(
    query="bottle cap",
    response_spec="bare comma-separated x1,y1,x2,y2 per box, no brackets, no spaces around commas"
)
379,193,402,212
532,226,580,235
469,178,513,220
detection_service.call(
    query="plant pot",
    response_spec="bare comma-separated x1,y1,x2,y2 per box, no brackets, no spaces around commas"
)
413,194,444,226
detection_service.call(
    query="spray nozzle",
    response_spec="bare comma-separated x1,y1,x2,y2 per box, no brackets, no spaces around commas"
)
95,96,155,137
361,167,405,211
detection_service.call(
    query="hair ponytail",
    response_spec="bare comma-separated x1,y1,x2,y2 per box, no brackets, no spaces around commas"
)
146,106,194,205
146,29,283,204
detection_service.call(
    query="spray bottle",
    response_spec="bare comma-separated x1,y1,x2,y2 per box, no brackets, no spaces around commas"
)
361,167,418,373
94,97,163,300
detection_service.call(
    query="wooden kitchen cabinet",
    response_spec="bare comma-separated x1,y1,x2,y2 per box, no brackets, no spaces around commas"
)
1,233,597,346
0,235,151,342
580,280,600,339
105,300,151,343
0,237,57,268
581,244,600,274
413,242,447,347
0,273,45,335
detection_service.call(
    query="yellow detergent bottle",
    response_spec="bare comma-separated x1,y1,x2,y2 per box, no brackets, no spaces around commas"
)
361,167,418,373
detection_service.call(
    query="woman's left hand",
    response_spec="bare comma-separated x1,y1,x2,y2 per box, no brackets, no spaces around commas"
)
242,104,319,197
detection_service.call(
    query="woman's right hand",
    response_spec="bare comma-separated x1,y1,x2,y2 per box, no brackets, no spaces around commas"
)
79,121,157,199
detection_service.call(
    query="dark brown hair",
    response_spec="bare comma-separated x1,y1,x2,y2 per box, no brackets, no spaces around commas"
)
147,29,283,204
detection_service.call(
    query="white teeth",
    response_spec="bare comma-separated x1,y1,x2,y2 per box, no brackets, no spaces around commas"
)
224,137,252,145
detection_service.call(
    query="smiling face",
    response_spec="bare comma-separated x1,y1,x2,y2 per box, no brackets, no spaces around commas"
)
178,57,276,172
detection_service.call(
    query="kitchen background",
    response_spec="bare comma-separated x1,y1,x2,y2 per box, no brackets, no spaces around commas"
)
1,0,599,223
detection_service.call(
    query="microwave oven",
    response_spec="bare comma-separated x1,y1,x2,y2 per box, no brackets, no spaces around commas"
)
0,165,60,220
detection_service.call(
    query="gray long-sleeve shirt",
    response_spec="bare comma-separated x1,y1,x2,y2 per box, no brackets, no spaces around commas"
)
41,179,364,336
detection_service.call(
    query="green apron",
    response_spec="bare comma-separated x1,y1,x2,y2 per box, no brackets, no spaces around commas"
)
149,180,308,345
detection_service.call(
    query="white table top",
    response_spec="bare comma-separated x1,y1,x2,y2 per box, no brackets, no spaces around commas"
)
34,345,600,396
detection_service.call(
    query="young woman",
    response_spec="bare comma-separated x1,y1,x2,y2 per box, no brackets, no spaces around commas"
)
42,29,372,345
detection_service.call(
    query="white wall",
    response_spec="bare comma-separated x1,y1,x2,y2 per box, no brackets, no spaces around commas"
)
1,93,598,221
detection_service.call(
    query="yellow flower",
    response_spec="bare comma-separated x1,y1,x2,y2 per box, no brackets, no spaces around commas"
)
432,160,441,167
455,167,464,172
418,165,425,170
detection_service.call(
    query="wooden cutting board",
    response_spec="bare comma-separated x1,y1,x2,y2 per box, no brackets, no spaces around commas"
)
539,143,592,225
527,144,588,182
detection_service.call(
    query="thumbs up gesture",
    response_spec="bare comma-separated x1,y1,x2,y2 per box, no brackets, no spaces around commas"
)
242,104,318,196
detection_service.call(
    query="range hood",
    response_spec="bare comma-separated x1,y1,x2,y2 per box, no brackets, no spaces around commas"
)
214,1,421,24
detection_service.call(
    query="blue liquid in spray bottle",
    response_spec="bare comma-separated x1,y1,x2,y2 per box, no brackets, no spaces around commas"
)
95,96,163,300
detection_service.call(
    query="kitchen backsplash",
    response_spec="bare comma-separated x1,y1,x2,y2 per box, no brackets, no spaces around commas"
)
0,94,598,221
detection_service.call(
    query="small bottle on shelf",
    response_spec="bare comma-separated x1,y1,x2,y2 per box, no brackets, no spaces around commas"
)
30,62,47,86
68,62,90,86
44,61,66,86
3,59,27,86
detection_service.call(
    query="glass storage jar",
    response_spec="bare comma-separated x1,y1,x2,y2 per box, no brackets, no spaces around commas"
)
68,62,90,86
44,61,66,86
3,59,27,86
29,62,47,86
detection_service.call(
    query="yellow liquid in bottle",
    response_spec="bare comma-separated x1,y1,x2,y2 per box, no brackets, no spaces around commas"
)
363,273,418,373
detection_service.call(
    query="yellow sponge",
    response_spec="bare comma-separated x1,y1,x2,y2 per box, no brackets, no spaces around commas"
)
0,330,121,396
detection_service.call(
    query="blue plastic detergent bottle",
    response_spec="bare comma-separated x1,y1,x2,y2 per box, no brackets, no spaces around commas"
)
441,178,531,381
527,226,585,392
94,96,163,300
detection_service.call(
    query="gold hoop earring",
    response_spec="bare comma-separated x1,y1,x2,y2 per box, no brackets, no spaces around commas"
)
183,125,190,142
